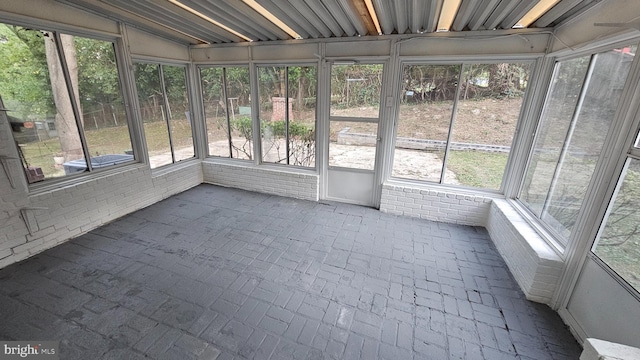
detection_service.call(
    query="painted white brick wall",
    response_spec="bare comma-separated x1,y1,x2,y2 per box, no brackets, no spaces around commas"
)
380,183,493,226
486,199,563,305
0,118,202,270
202,161,319,202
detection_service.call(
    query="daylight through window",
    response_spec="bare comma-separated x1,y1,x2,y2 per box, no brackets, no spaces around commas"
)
0,23,134,182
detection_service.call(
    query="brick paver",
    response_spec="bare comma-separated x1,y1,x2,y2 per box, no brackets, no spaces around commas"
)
0,184,581,359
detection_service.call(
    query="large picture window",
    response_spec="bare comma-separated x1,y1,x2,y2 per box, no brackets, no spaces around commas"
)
519,46,636,243
392,62,531,190
0,23,134,182
200,66,252,160
134,63,194,169
258,65,316,168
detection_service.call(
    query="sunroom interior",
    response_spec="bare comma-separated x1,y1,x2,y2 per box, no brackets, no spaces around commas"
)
1,0,640,358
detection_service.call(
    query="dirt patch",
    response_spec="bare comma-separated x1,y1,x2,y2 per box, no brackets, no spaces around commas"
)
332,97,523,146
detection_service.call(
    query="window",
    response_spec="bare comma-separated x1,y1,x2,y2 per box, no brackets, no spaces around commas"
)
329,64,383,169
392,62,531,190
0,23,134,182
593,157,640,294
199,67,252,160
519,46,636,243
134,63,194,169
258,65,317,168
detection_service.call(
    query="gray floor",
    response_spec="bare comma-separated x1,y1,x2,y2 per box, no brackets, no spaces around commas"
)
0,184,581,359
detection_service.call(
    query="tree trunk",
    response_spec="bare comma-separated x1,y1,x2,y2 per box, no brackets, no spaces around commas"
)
44,33,83,161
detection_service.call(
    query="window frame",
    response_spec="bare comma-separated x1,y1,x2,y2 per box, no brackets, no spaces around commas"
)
256,63,318,170
516,41,640,254
0,19,139,189
389,59,535,193
198,64,253,161
133,60,195,169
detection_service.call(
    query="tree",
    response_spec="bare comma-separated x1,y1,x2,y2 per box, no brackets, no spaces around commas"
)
44,32,83,161
0,25,84,161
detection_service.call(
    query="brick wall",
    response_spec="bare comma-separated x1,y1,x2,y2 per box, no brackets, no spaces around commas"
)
379,183,493,226
202,160,319,201
486,199,563,305
270,97,293,122
0,115,202,269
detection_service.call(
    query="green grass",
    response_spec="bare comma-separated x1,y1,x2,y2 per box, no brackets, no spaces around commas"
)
446,151,508,190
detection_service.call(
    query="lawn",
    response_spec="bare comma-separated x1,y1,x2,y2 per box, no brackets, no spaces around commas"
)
446,151,508,190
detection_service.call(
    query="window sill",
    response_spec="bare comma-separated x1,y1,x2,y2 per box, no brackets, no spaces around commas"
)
27,161,144,195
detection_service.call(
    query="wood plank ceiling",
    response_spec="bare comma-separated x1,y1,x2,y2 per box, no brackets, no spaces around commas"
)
58,0,598,45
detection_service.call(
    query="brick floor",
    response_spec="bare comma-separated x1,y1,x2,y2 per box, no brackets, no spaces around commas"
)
0,184,581,359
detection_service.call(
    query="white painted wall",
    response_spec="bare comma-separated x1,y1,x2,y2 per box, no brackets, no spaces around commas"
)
566,257,640,348
202,160,319,202
487,200,563,304
379,182,493,227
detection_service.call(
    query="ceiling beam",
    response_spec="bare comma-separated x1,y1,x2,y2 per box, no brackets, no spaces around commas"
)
349,0,378,35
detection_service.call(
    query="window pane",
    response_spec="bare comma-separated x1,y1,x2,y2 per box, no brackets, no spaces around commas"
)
201,67,252,160
72,36,134,170
0,25,83,181
200,67,230,158
329,121,377,170
226,67,252,160
520,57,590,217
134,63,172,169
445,63,531,190
392,65,460,183
520,46,636,241
330,64,382,118
259,66,316,167
288,66,316,167
593,158,640,293
542,47,635,239
162,65,194,162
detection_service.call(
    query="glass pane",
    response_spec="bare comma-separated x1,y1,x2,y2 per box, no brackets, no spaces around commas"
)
330,64,382,118
392,64,460,183
329,121,377,170
542,46,636,239
520,57,590,217
162,65,194,162
288,66,316,167
134,63,171,169
259,66,316,167
445,63,531,190
71,36,134,170
593,158,640,293
201,67,230,158
226,67,252,160
0,25,84,181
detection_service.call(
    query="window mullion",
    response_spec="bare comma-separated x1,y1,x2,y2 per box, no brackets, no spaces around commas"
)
285,67,290,165
439,64,465,184
53,32,93,172
158,65,176,164
221,68,233,158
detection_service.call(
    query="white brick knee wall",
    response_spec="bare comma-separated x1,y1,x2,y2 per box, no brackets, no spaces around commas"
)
379,183,493,226
486,199,563,304
0,157,202,269
202,161,319,202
